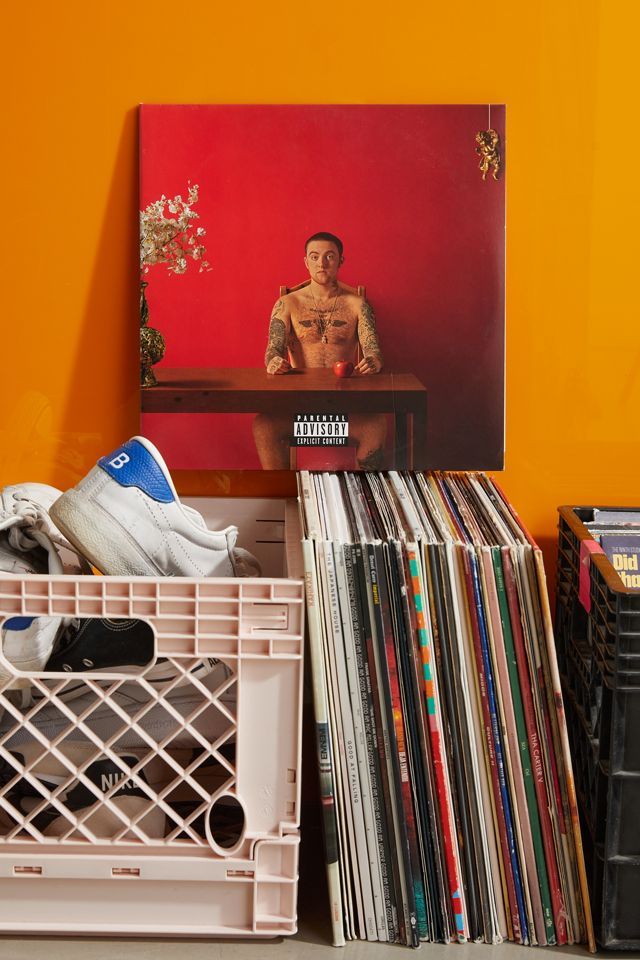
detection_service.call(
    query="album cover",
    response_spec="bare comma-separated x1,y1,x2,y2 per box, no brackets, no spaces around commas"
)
139,105,505,471
599,533,640,588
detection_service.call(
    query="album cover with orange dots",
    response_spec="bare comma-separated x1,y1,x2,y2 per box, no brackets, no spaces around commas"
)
139,104,505,471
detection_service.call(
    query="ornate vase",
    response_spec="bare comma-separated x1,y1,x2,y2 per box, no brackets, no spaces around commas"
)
140,281,165,388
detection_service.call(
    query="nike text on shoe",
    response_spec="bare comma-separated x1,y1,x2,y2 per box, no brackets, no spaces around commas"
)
50,436,260,578
0,742,166,840
0,742,234,842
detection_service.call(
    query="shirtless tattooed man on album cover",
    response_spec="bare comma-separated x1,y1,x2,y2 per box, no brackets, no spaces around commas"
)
253,232,386,470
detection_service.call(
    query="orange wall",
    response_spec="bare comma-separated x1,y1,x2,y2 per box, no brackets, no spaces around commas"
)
2,0,638,585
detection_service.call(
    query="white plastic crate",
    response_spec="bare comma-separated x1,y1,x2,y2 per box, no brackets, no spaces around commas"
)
0,498,304,937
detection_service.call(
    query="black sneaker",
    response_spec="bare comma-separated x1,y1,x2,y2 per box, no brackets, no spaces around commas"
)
30,617,222,703
0,742,165,839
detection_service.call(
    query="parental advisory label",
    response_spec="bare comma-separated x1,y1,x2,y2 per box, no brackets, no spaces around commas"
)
292,414,349,446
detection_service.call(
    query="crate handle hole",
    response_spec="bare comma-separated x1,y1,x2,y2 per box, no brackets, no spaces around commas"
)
205,793,246,856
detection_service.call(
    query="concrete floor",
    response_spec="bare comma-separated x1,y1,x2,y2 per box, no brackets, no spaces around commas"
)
0,935,606,960
0,718,624,958
0,824,618,960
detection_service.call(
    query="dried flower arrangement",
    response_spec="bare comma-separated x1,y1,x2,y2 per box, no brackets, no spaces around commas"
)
140,184,209,275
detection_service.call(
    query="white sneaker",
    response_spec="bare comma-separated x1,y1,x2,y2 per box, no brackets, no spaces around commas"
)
0,483,88,694
50,436,260,578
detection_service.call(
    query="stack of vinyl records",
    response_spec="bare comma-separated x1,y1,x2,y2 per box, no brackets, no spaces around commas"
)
297,471,595,950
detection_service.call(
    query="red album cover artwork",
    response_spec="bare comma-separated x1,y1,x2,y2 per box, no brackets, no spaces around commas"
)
139,105,505,471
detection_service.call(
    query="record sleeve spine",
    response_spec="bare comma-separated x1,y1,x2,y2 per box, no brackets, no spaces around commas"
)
370,542,424,945
470,549,529,942
502,547,567,945
301,538,346,947
335,543,385,940
532,549,595,953
398,543,450,943
356,542,407,944
325,542,377,941
480,548,538,944
462,548,522,942
494,547,556,944
345,544,395,941
408,547,468,942
430,543,484,941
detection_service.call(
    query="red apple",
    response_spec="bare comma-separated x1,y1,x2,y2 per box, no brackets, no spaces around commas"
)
333,360,354,378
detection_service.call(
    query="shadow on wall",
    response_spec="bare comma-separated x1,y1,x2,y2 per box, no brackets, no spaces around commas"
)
54,109,238,496
536,534,560,618
57,108,139,484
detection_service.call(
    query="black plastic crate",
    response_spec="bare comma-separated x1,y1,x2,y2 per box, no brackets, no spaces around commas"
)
557,506,640,949
593,850,640,948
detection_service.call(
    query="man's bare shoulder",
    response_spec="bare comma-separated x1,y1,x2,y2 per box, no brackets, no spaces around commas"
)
271,294,293,316
339,290,367,312
282,289,309,312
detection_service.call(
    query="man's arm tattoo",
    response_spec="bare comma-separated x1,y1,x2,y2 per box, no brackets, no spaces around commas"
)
264,300,288,367
358,301,383,362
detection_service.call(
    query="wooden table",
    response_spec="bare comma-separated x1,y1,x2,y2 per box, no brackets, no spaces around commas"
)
142,367,427,468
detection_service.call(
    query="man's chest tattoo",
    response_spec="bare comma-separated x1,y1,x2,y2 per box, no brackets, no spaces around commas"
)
294,303,352,343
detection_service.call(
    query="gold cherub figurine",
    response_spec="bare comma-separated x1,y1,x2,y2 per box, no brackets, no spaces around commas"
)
475,129,501,181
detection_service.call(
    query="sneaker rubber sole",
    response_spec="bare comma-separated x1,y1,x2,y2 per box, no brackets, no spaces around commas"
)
50,489,160,576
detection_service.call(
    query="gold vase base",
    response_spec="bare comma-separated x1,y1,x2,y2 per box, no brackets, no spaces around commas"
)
141,365,158,388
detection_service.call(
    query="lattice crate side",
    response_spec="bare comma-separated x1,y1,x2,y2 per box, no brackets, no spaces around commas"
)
0,569,304,839
0,575,214,856
0,508,304,936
